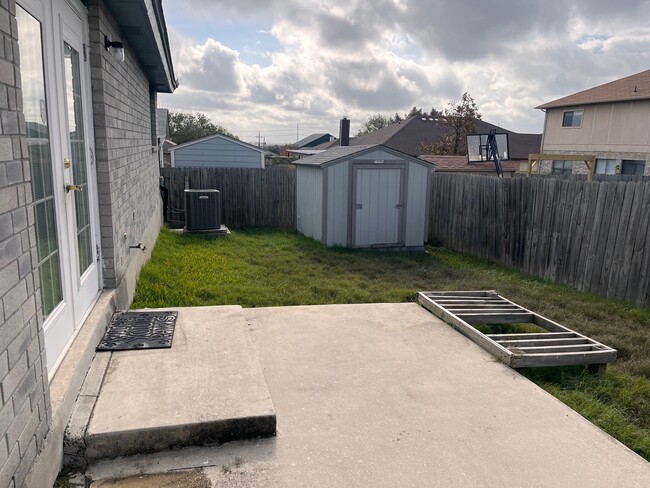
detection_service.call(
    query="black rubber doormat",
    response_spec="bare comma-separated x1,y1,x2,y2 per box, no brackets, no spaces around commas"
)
96,311,178,351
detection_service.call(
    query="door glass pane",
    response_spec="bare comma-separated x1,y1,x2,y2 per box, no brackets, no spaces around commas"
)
17,6,63,317
64,42,93,274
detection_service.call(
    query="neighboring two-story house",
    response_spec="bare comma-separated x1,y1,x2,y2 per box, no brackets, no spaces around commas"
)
535,69,650,176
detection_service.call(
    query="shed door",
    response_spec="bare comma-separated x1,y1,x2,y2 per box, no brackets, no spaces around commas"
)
353,167,403,247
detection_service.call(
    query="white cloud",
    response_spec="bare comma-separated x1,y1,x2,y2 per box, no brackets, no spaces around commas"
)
160,0,650,143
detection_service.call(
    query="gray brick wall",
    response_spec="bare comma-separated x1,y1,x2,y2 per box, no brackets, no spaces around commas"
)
87,0,161,289
0,1,51,487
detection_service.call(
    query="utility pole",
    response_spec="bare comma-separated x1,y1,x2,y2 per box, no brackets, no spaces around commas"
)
296,124,299,143
257,132,261,148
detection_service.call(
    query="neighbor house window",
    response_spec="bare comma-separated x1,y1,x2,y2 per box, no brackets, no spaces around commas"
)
552,160,573,175
562,110,583,127
595,159,618,175
621,159,646,175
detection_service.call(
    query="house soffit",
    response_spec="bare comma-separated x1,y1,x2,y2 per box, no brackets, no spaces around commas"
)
103,0,177,93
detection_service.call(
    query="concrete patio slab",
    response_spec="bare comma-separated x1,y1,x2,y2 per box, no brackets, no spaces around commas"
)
84,305,276,460
86,303,650,487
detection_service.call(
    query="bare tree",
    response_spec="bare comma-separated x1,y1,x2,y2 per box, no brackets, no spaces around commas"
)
419,92,481,156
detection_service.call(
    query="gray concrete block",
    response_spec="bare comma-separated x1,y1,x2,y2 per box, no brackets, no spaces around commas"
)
0,444,19,488
13,434,37,488
0,110,18,134
0,212,11,241
0,86,7,110
0,258,17,297
85,306,276,461
6,322,31,368
0,233,21,267
0,350,8,384
0,185,17,214
0,381,14,429
1,352,26,404
17,252,30,279
1,278,26,318
17,403,38,456
0,306,21,353
10,206,25,232
5,391,29,447
0,7,8,36
0,58,13,86
0,430,8,466
4,158,19,185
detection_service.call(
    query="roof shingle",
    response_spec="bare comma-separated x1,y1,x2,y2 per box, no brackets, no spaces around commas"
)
319,116,540,159
536,69,650,109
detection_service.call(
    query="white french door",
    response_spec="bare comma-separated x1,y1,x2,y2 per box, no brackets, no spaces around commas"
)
17,0,101,375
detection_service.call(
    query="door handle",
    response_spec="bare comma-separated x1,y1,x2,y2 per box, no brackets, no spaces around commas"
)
355,204,363,209
66,184,82,193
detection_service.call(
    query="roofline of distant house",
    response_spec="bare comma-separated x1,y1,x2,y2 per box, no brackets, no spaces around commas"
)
170,133,265,153
536,94,650,110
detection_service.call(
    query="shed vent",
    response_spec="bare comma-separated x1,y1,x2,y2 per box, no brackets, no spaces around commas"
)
185,189,221,231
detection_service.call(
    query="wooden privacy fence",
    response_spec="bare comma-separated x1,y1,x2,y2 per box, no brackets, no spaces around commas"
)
429,173,650,307
160,166,296,229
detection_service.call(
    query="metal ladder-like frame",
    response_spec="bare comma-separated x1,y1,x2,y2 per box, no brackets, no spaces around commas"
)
417,290,616,371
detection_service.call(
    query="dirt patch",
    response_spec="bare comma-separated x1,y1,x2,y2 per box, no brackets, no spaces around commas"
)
91,469,211,488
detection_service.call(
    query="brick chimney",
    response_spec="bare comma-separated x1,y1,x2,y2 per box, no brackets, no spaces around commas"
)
339,117,350,146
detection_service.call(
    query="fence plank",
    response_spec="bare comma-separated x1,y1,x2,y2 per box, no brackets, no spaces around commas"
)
160,166,296,230
428,173,650,308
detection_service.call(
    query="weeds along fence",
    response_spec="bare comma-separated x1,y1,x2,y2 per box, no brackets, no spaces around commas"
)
429,173,650,307
160,166,296,229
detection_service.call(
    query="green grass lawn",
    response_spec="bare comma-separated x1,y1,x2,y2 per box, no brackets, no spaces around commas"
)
133,227,650,460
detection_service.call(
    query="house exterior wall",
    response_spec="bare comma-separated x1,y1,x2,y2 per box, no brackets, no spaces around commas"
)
0,0,171,484
0,1,51,486
87,0,162,290
540,100,650,175
325,161,349,247
172,138,264,169
296,166,323,242
542,101,650,153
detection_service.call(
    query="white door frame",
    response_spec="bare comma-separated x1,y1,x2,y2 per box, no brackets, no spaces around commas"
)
18,0,102,376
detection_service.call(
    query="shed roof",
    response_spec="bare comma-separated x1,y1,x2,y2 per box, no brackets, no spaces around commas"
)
536,69,650,109
170,133,265,153
293,144,432,168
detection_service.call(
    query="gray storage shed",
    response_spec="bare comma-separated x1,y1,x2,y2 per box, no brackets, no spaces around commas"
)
295,145,433,248
171,133,265,168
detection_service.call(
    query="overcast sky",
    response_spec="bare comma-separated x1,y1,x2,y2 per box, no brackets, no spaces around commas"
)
158,0,650,146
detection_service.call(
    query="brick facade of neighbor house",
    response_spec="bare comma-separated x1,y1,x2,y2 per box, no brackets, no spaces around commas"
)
0,1,51,486
87,0,162,290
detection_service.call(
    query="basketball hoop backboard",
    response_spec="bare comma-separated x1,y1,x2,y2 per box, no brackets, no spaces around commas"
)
466,133,510,162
